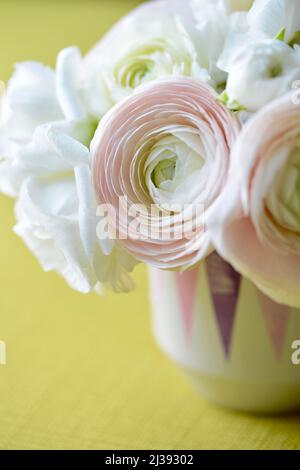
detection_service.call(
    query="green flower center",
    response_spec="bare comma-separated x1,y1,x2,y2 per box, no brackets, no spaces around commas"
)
151,157,177,188
114,40,166,89
113,35,194,90
144,131,205,209
268,63,283,78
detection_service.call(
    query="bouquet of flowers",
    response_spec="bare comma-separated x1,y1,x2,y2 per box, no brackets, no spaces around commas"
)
1,0,300,308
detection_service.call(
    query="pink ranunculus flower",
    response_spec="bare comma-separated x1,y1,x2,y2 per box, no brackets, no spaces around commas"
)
207,91,300,308
92,78,240,270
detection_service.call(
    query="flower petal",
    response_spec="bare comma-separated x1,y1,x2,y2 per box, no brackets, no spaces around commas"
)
56,47,86,120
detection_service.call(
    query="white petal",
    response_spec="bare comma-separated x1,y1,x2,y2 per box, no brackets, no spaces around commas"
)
74,164,97,264
0,160,26,197
15,178,97,293
46,124,90,167
248,0,300,41
4,62,62,136
56,47,86,120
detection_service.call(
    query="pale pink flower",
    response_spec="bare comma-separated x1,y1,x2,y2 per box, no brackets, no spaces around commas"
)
207,92,300,307
92,78,240,270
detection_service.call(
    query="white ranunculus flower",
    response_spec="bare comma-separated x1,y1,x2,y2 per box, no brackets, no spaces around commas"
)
220,37,300,111
248,0,300,44
84,0,231,105
0,47,137,293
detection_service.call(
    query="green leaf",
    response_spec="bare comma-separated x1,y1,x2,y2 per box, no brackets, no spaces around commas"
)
217,90,229,106
275,27,286,42
227,100,246,112
289,30,300,47
217,91,245,112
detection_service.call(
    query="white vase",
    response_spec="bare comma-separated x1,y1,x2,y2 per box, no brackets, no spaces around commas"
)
149,252,300,414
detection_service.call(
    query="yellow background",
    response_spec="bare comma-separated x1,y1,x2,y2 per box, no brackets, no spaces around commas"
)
0,0,299,450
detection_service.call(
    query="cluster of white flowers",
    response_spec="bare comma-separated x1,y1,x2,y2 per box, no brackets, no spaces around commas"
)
219,0,300,111
0,49,137,293
1,0,300,300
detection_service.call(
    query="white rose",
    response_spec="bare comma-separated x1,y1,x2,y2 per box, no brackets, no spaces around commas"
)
0,48,136,293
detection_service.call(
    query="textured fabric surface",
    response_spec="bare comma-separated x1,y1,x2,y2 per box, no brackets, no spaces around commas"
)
0,0,299,450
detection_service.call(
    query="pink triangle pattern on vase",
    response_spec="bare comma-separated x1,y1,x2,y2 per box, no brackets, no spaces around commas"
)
174,269,199,340
256,288,291,361
206,252,241,359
